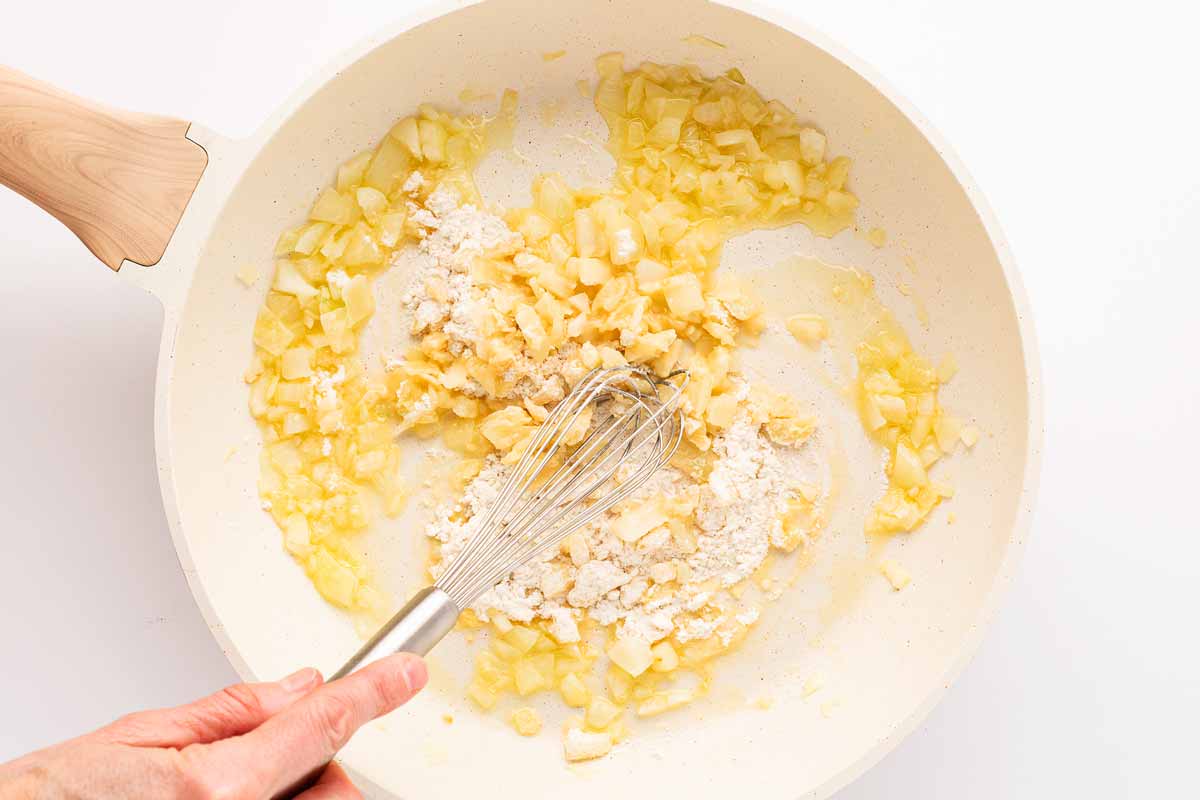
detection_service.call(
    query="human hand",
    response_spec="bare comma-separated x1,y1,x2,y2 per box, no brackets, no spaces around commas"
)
0,653,427,799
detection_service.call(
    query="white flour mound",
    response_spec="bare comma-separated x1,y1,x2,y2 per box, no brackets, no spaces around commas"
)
688,412,786,586
426,380,811,645
398,185,523,352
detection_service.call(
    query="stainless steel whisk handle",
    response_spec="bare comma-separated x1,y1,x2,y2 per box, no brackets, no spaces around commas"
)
330,586,460,680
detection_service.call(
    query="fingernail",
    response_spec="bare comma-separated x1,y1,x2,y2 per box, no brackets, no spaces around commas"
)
401,657,428,694
280,667,320,692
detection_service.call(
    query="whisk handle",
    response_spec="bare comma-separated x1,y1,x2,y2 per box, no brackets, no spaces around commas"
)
330,586,460,680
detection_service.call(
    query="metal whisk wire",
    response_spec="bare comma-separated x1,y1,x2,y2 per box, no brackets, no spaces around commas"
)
436,366,686,606
331,365,687,680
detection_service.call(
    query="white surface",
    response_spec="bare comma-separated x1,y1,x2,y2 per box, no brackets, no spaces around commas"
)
0,0,1194,797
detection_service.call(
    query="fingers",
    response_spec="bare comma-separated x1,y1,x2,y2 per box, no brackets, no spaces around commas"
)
188,654,427,798
295,762,363,800
100,667,323,747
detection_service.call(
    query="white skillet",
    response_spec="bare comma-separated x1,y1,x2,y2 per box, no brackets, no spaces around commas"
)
0,1,1041,797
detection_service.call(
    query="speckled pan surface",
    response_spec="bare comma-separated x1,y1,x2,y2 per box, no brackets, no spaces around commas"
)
123,0,1041,797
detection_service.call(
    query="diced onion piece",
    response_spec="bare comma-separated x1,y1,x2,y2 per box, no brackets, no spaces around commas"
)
960,425,981,448
605,666,633,704
910,413,933,447
595,51,624,78
611,499,668,543
292,222,330,256
574,257,611,286
510,707,542,736
336,152,371,192
283,513,311,556
607,637,653,677
309,189,359,225
586,697,622,729
875,393,908,424
560,673,590,707
662,273,705,316
891,441,928,489
573,208,604,257
355,187,388,225
504,625,540,654
514,304,550,360
634,258,668,291
363,138,410,194
280,347,313,380
934,414,963,452
235,264,259,287
650,641,679,672
344,275,375,326
341,225,383,267
797,127,827,165
534,173,576,221
623,329,676,363
253,308,296,356
785,313,828,345
824,190,859,216
468,681,498,709
705,392,738,429
635,688,693,717
273,260,318,300
281,408,308,436
513,658,546,696
376,209,407,248
312,550,357,608
607,219,643,265
648,562,676,583
319,307,348,338
320,229,348,261
859,393,887,432
880,560,912,591
418,119,447,163
480,405,533,450
713,128,764,160
563,728,612,762
389,117,422,158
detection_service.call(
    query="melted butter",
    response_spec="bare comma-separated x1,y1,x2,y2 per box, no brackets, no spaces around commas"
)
748,255,953,623
818,533,891,626
484,89,519,152
751,254,937,349
682,34,727,49
747,255,887,381
423,650,462,696
912,293,931,328
458,85,497,104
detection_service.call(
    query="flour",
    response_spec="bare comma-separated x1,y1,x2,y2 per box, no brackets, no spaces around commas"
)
425,378,808,646
398,186,524,351
402,170,426,194
688,407,791,587
312,365,346,433
499,344,583,401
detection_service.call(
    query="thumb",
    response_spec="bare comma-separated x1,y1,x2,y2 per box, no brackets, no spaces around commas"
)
99,667,323,747
183,654,427,799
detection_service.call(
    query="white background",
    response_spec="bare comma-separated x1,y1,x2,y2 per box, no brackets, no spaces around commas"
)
1,1,1196,797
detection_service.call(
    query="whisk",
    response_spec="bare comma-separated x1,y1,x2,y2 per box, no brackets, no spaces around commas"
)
332,365,687,679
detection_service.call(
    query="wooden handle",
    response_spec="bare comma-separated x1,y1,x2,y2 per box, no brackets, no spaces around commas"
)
0,66,208,270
